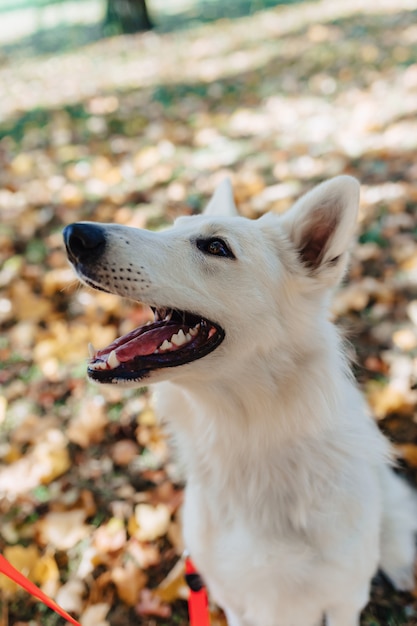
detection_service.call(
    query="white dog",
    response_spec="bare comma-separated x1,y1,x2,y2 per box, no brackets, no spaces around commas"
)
64,176,417,626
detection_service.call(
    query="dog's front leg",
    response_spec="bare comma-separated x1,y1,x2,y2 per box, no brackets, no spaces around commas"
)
325,608,360,626
225,609,326,626
326,588,368,626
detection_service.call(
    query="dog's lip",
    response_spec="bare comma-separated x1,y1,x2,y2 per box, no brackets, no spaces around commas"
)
86,307,225,384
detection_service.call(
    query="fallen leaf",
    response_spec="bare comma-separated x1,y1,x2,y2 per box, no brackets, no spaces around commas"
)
79,602,111,626
110,560,147,605
366,383,413,420
110,439,139,466
395,444,417,468
32,553,60,597
126,538,161,569
37,509,90,550
93,518,127,554
0,545,39,595
66,396,108,448
0,429,70,496
392,328,417,351
155,558,188,603
10,281,53,322
55,578,86,614
130,503,171,542
135,588,171,618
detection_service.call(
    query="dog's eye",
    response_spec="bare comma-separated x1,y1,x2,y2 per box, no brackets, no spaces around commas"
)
196,238,235,259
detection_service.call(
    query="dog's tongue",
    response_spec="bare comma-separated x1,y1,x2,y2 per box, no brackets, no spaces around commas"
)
116,327,174,360
97,325,173,361
90,321,191,366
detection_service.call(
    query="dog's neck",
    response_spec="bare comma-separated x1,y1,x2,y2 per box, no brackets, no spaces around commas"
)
162,322,351,440
155,325,388,536
160,345,343,481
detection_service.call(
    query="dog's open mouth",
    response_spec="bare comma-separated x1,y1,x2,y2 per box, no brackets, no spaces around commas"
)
87,307,225,383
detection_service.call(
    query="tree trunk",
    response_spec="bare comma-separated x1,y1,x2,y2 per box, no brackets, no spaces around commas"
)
105,0,153,34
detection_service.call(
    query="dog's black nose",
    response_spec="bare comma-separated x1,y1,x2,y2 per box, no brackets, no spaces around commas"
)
63,222,106,264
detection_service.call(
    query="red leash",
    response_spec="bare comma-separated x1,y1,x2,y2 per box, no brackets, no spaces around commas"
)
185,556,211,626
0,551,209,626
0,553,81,626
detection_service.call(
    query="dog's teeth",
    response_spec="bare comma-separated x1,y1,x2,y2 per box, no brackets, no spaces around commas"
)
108,349,120,369
171,329,187,347
88,343,96,358
160,339,173,351
90,360,107,370
190,325,199,337
186,332,192,342
164,310,173,321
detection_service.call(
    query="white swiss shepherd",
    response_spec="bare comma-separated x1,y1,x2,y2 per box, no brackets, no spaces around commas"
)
64,176,417,626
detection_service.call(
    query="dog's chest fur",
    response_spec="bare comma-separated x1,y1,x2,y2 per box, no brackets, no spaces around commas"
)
155,372,385,621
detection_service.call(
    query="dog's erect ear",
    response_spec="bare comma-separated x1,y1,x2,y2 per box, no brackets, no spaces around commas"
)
203,179,238,217
282,175,360,282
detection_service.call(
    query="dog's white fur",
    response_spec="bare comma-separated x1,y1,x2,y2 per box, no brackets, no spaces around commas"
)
72,177,417,626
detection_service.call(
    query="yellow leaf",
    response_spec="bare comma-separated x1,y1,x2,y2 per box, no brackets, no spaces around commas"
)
133,503,171,542
32,553,60,596
396,444,417,468
127,514,139,539
366,383,412,420
0,545,39,595
392,329,417,351
155,559,188,603
137,407,156,426
10,281,53,323
43,268,77,296
210,609,228,626
39,445,71,485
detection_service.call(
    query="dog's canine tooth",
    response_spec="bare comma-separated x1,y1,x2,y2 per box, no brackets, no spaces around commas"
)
171,329,187,346
88,342,96,358
186,332,192,342
160,339,173,351
108,349,120,369
190,325,199,337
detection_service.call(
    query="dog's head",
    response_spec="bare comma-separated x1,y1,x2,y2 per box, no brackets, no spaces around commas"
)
64,176,359,386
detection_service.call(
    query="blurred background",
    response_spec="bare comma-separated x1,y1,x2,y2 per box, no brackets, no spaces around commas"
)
1,0,417,624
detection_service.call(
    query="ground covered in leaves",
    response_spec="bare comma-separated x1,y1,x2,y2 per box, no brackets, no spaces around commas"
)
1,0,417,624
